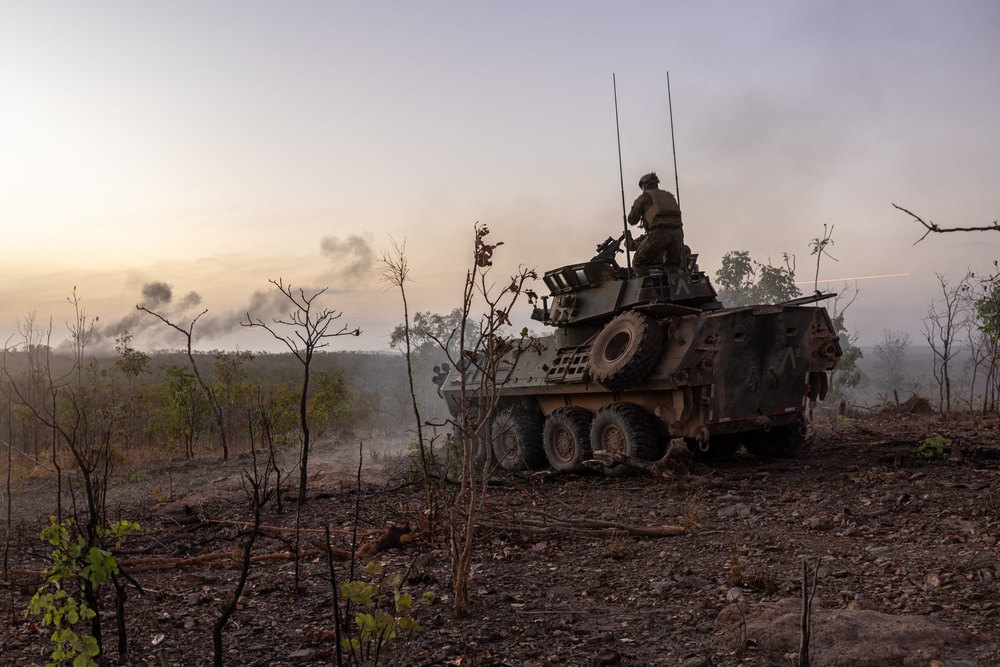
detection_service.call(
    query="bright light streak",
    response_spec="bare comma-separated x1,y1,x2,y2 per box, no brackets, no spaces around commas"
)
794,273,910,285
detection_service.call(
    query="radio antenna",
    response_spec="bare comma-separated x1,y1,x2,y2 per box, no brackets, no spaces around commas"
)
667,71,680,205
613,73,631,271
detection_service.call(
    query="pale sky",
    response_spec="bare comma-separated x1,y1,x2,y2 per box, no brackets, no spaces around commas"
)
2,1,998,354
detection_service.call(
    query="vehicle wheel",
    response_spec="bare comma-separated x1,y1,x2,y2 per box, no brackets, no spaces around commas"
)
587,311,664,390
743,418,808,458
589,402,658,476
686,434,742,459
491,405,546,471
454,403,495,468
543,407,593,472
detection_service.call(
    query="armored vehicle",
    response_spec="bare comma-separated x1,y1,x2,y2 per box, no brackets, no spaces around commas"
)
439,235,842,473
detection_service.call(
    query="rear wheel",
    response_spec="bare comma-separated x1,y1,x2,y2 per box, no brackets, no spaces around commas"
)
589,402,658,476
543,407,593,472
743,418,808,458
491,405,546,471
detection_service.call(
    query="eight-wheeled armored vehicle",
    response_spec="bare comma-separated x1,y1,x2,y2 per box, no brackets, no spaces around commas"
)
439,235,843,472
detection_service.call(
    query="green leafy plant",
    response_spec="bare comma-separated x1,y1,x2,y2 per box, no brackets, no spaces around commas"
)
405,433,464,486
26,518,140,667
852,466,885,485
340,561,431,665
119,468,150,484
918,434,952,460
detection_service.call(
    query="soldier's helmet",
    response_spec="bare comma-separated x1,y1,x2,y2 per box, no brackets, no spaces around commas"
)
638,172,659,189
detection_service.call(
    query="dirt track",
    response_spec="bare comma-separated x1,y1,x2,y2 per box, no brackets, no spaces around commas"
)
3,413,1000,666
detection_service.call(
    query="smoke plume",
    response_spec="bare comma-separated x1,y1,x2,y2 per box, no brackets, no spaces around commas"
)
320,233,375,284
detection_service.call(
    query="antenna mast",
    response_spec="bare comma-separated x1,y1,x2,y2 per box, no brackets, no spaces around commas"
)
613,73,631,271
667,71,680,205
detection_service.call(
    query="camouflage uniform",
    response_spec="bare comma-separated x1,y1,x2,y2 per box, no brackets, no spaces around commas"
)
627,184,684,276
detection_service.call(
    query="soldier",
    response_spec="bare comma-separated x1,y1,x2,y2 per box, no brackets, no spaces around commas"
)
627,172,684,276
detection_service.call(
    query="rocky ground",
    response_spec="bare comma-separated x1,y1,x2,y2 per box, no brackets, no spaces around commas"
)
2,410,1000,667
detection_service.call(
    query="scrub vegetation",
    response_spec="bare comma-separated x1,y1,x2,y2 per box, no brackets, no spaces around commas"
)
1,225,1000,666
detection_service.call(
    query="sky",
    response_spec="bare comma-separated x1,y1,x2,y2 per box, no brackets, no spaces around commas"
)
2,1,998,355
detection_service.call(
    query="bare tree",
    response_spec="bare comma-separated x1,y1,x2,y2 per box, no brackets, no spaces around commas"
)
242,279,360,505
212,441,277,666
826,282,863,402
923,271,972,413
964,265,1000,413
384,224,538,618
379,239,435,514
809,224,838,293
873,329,911,401
444,225,538,617
2,291,128,659
137,307,232,459
212,350,255,454
894,204,1000,243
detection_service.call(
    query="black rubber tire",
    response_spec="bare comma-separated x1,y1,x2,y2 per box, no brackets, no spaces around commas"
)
491,405,546,471
451,419,493,470
743,418,808,458
454,403,495,468
587,311,664,390
686,434,742,459
589,402,658,476
543,407,593,472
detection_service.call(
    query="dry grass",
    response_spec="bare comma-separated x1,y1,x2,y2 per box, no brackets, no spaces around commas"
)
681,486,707,529
726,542,781,594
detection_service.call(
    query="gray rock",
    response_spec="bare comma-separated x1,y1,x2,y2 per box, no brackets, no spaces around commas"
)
650,580,671,596
593,648,620,666
545,587,573,600
742,598,971,667
718,504,751,518
805,516,834,531
288,648,316,662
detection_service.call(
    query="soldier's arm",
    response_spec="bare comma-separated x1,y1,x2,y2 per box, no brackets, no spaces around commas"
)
627,194,648,225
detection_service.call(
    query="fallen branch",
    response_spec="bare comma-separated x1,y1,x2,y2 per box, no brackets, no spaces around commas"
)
584,440,693,479
121,547,353,574
487,509,684,537
357,524,415,558
204,517,387,538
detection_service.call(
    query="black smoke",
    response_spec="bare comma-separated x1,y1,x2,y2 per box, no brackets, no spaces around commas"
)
320,233,375,283
141,281,173,309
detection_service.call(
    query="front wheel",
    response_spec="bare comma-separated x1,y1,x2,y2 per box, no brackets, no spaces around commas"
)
491,405,546,471
455,403,494,468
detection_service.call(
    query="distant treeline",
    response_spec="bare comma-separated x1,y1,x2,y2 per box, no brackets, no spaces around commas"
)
1,347,452,463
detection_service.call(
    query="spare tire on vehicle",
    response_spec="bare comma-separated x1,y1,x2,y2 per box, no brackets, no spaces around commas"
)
587,311,664,390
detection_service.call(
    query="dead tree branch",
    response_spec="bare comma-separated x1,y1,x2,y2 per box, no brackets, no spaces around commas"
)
894,203,1000,244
